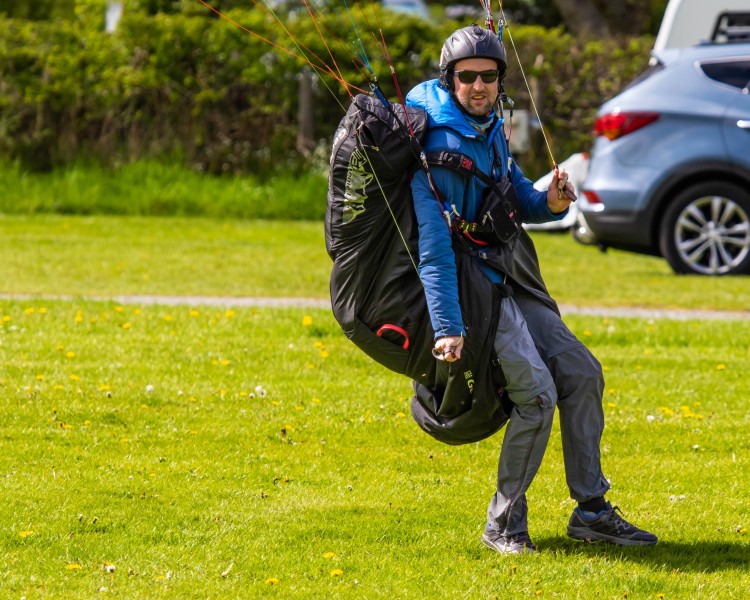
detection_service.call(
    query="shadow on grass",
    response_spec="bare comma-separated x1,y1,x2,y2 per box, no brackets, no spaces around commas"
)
536,537,750,572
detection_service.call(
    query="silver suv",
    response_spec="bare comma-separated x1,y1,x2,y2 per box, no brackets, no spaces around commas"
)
579,19,750,275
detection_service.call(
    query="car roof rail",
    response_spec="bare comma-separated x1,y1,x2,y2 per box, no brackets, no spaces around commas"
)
711,11,750,44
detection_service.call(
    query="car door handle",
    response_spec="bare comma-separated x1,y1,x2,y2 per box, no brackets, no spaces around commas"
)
739,120,750,129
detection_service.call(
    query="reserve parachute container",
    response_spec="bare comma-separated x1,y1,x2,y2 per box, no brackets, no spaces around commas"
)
325,93,511,445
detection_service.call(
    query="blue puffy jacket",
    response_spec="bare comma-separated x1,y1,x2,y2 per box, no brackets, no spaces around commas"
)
406,79,566,339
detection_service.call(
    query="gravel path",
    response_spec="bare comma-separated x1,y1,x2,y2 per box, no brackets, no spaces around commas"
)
1,294,748,321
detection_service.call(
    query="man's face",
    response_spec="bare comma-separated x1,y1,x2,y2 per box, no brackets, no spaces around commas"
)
451,57,500,117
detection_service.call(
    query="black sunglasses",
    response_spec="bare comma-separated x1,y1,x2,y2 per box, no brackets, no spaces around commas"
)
454,69,500,84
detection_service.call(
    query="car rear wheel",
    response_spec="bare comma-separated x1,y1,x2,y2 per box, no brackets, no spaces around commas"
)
659,181,750,275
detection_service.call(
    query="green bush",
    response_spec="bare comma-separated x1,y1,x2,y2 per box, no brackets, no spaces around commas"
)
0,7,652,178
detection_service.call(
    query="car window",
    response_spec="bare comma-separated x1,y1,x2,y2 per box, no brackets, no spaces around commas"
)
700,58,750,90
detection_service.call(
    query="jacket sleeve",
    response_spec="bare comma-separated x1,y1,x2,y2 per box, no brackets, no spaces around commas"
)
410,166,466,340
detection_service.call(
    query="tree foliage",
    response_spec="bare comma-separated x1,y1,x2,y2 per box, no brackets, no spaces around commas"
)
0,6,653,176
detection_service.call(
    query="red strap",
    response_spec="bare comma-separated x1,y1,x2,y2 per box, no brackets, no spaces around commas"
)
376,324,410,350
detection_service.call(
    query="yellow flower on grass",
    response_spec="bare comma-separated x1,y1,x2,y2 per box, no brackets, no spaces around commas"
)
330,569,344,577
24,307,35,314
121,322,132,330
302,315,313,326
716,364,726,370
19,530,34,538
323,552,336,559
66,351,75,358
163,314,173,322
582,330,592,337
70,375,80,381
189,310,200,317
39,307,47,314
265,577,280,585
225,310,236,318
99,384,111,392
66,563,82,570
115,306,124,313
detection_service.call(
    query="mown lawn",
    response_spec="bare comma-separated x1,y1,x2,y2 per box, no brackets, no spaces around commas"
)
0,215,748,598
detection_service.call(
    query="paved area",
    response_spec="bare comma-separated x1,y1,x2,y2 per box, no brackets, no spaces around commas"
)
1,294,748,321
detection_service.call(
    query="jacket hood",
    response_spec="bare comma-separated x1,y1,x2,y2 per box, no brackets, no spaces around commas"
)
406,79,504,142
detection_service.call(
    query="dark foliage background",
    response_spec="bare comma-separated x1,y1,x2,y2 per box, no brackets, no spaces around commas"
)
0,1,653,177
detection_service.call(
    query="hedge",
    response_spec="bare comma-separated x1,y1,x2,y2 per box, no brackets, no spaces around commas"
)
0,4,653,177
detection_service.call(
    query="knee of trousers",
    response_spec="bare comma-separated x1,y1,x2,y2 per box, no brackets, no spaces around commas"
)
512,388,557,426
548,345,604,402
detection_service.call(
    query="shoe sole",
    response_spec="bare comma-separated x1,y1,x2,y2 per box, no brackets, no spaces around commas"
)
567,527,657,546
481,535,536,555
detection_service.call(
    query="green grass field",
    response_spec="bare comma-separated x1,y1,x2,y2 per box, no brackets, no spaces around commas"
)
1,215,749,598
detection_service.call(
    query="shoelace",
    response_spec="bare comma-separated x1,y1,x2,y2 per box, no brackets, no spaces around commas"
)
601,505,632,532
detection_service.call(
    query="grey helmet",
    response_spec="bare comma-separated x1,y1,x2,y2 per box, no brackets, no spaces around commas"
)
439,24,507,91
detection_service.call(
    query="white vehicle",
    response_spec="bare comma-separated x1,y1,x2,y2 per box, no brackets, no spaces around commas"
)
525,152,589,233
654,0,750,51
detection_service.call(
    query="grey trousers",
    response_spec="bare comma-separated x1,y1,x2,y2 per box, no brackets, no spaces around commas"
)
486,291,611,535
513,288,610,503
486,297,558,535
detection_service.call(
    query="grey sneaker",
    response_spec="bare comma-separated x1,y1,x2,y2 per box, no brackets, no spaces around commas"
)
567,503,658,546
481,526,537,554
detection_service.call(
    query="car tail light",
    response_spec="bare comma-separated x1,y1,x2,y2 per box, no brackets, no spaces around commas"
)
583,190,602,205
593,112,660,140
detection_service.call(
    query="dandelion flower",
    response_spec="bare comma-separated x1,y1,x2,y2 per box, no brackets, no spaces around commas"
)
716,364,726,370
66,564,82,570
302,315,313,326
324,552,336,559
19,530,34,538
330,569,344,577
265,577,280,585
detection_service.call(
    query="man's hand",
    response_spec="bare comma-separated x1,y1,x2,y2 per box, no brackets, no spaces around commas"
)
433,335,464,362
546,167,577,214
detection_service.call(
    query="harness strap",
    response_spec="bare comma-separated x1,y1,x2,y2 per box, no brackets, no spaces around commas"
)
424,150,500,235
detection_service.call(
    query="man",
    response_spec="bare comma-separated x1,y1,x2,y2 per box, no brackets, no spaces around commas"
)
406,24,657,554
